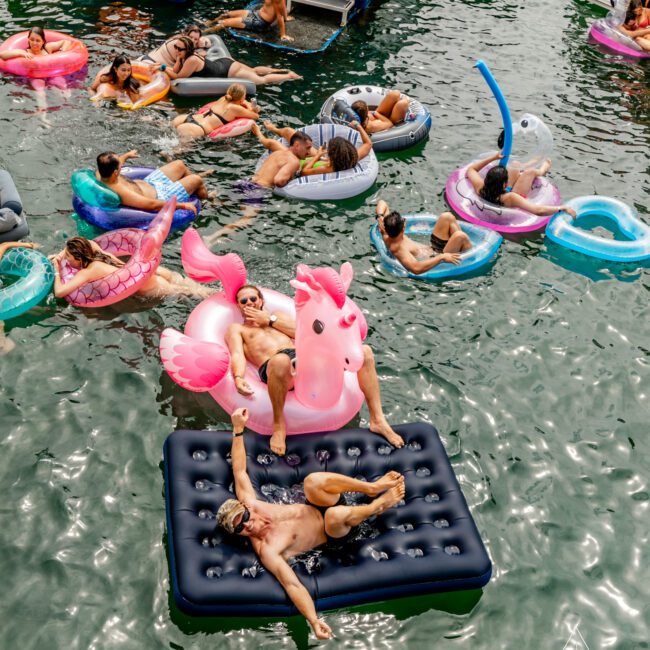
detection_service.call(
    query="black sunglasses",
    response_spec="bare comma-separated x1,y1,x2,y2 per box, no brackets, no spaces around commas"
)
239,296,258,305
174,44,187,52
233,508,250,534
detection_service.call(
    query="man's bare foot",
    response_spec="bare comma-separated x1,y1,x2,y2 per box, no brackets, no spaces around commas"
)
270,426,286,456
198,168,215,178
371,479,406,514
204,23,225,34
250,122,262,139
369,419,405,448
367,470,402,497
287,71,302,80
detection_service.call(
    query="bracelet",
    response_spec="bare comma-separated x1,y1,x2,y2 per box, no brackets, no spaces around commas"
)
233,431,244,437
160,63,166,71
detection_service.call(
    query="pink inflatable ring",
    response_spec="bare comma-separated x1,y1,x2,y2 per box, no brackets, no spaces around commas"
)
59,198,175,307
196,101,255,140
445,159,562,234
0,30,88,79
160,229,367,436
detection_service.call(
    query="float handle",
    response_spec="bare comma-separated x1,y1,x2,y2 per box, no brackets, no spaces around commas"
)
474,60,512,168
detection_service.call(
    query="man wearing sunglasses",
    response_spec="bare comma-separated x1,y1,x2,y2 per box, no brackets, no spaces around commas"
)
216,407,406,640
225,284,405,455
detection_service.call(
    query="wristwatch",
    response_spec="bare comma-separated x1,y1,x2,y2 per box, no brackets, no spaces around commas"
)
269,314,278,328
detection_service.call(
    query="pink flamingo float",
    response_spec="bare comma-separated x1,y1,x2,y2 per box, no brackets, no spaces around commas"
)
160,228,367,435
59,197,175,307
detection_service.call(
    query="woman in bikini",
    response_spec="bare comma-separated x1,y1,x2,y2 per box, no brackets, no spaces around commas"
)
88,54,141,102
350,89,410,134
172,83,260,139
467,152,576,217
49,237,214,301
619,0,650,51
0,26,74,63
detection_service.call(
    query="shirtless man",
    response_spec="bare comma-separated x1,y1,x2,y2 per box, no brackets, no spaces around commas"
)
217,407,406,639
226,283,405,455
95,151,212,215
376,200,469,275
205,0,294,42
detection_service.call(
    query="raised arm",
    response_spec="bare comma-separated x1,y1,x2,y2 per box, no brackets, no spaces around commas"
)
251,123,286,152
258,549,332,640
225,323,254,396
230,408,256,502
466,152,502,193
353,122,373,161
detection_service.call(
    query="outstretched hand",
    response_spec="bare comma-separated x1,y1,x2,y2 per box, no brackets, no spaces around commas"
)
231,407,249,429
311,619,332,640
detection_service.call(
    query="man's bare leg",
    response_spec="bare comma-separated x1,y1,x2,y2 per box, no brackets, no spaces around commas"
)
266,354,294,456
304,471,402,506
324,479,406,539
357,345,404,447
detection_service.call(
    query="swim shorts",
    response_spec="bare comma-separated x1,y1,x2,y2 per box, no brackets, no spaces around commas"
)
143,169,191,203
243,9,272,32
258,348,296,384
233,179,271,208
430,233,448,254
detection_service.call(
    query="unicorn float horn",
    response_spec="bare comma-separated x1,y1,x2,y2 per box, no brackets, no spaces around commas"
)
180,228,247,303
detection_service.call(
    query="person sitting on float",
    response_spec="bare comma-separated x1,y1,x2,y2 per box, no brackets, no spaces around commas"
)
88,54,143,102
226,284,405,455
163,36,300,85
49,237,213,300
205,0,295,42
467,150,576,218
619,0,650,51
375,200,467,274
252,120,373,177
143,29,300,85
172,83,260,139
350,89,410,134
93,150,211,215
214,407,405,640
0,26,74,62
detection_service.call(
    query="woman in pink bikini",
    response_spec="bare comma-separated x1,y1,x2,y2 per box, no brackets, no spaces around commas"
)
619,0,650,51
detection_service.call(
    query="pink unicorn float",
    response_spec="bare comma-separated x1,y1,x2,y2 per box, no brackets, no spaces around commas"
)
59,197,174,307
160,229,402,442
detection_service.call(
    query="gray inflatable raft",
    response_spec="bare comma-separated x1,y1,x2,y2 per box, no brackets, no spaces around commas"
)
170,35,256,97
0,170,29,243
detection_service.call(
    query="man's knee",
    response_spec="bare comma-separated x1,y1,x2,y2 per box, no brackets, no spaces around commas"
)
170,160,189,176
304,472,326,494
438,211,456,227
267,354,292,380
362,344,374,367
324,506,351,535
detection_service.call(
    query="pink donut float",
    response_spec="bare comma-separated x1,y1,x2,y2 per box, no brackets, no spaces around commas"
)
589,21,650,59
445,159,562,234
196,101,255,140
59,198,174,307
0,30,88,79
160,229,367,435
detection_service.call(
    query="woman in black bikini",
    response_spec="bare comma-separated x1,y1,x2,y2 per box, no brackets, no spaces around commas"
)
172,83,260,139
161,36,300,86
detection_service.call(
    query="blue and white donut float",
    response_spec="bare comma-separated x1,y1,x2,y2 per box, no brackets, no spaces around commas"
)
546,196,650,262
255,124,379,201
71,166,200,231
370,214,502,280
319,85,432,153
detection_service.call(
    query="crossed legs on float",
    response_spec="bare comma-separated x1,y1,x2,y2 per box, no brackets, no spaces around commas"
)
266,353,295,456
376,89,410,124
357,345,405,447
509,159,552,196
432,212,472,253
304,471,406,540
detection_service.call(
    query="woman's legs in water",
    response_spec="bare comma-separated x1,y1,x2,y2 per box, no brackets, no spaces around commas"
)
228,61,300,85
138,267,215,299
511,159,552,196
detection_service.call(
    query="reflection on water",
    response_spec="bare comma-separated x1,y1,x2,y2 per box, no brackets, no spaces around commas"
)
0,0,649,648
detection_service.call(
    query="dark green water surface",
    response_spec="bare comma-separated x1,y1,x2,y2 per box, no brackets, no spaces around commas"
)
1,0,649,648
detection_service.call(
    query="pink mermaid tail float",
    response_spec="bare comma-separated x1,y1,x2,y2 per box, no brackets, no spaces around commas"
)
160,228,367,435
0,30,88,79
196,101,255,140
445,159,561,234
59,197,175,307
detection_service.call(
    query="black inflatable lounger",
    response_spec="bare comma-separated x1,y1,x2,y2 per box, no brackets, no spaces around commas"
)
163,423,492,616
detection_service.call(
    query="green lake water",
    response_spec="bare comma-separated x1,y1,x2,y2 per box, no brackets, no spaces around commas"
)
1,0,649,648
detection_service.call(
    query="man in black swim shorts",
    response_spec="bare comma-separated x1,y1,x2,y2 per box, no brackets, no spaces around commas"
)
225,283,405,456
216,407,406,641
205,0,295,42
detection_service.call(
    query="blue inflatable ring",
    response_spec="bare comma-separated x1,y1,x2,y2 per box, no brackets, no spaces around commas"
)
71,166,200,231
0,247,54,320
370,214,502,280
546,196,650,262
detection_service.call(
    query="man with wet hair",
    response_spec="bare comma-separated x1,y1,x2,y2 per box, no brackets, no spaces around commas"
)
216,407,406,640
95,150,212,215
375,199,468,275
225,283,405,455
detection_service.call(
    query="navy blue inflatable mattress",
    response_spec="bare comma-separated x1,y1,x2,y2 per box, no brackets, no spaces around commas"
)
163,422,491,616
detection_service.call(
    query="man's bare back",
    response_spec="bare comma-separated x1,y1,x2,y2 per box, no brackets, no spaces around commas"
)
252,149,300,188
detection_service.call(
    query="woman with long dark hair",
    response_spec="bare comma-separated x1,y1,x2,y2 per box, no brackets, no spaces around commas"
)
0,26,73,62
619,0,650,51
89,54,141,102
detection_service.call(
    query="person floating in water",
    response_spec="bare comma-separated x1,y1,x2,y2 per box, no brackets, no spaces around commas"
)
215,407,406,640
351,89,410,134
375,200,468,274
205,0,295,42
226,284,404,455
